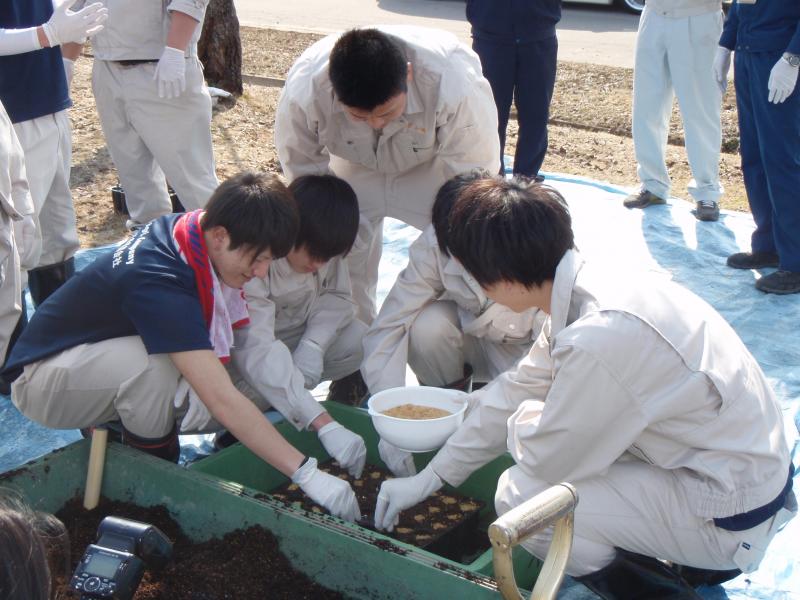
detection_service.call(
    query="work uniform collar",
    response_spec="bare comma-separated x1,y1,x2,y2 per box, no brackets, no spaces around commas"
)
548,249,584,339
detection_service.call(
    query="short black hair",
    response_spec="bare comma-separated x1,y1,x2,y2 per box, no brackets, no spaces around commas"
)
288,174,360,261
447,178,573,288
432,170,493,256
329,28,408,110
202,172,299,260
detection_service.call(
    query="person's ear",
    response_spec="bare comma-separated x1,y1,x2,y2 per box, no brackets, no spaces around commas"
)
207,226,230,250
406,62,413,84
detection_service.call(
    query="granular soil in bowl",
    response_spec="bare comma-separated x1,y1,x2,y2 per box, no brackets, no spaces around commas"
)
271,462,489,563
51,496,344,600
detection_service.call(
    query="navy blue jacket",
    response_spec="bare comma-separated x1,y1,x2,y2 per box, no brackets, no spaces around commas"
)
720,0,800,55
0,0,71,123
466,0,561,44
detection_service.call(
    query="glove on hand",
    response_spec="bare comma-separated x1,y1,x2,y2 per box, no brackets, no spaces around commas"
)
318,422,367,478
712,47,732,95
768,57,799,104
154,46,186,99
43,0,107,47
292,339,324,389
378,438,417,478
14,215,41,270
292,457,361,522
374,465,442,532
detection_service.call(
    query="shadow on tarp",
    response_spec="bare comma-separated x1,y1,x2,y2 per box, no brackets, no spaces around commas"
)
2,170,798,599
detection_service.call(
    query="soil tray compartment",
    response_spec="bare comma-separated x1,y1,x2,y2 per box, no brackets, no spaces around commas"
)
192,401,542,586
272,462,487,563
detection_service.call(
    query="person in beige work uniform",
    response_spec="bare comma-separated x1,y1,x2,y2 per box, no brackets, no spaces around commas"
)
275,26,500,329
0,102,35,371
375,178,795,598
362,171,544,477
81,0,219,227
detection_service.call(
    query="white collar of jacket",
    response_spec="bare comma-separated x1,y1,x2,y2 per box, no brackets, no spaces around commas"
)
548,248,584,339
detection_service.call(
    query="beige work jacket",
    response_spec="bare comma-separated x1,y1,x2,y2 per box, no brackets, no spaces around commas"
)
275,25,500,229
85,0,209,60
232,257,356,430
430,250,791,520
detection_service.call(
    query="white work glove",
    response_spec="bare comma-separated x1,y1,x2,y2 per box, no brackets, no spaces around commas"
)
63,57,75,89
292,339,324,389
768,56,799,104
153,46,186,99
42,0,107,47
317,421,367,479
13,215,41,270
374,465,443,532
292,457,361,522
712,47,732,95
378,438,417,478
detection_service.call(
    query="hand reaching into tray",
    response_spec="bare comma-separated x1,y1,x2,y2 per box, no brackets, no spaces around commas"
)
374,465,443,531
291,457,361,521
317,422,367,478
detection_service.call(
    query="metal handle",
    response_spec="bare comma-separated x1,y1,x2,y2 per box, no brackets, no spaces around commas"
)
489,482,578,600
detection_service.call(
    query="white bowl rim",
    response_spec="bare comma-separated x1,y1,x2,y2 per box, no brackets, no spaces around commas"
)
367,386,468,423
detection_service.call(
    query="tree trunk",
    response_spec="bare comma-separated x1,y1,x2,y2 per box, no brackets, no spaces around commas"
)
198,0,243,96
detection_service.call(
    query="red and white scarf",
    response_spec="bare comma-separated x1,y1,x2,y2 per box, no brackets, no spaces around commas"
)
172,209,249,363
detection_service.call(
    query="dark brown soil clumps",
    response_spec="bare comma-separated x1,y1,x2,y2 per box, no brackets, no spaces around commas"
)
272,463,488,562
52,496,344,600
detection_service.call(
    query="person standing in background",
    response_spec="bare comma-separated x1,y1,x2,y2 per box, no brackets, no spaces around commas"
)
83,0,219,229
0,0,107,305
714,1,800,294
624,0,725,222
466,0,561,180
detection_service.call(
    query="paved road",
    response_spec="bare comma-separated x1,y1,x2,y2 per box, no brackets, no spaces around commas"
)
234,0,640,69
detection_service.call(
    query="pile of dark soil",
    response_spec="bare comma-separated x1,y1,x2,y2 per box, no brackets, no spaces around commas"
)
52,496,344,600
272,462,488,562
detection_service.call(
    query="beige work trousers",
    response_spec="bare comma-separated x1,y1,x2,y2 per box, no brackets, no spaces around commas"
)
11,336,180,438
495,459,797,578
0,212,22,361
407,301,530,386
92,58,219,225
13,110,79,267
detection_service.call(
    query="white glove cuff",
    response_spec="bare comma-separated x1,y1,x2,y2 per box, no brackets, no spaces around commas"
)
291,456,318,485
163,45,186,59
317,421,342,438
419,465,444,496
41,22,59,48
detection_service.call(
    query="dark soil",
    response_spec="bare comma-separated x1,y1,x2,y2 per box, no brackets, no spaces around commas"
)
52,496,344,600
272,462,488,563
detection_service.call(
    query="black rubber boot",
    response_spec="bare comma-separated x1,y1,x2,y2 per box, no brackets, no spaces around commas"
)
423,363,474,393
326,370,369,406
674,565,741,588
213,429,239,451
576,549,702,599
27,257,75,307
122,423,180,463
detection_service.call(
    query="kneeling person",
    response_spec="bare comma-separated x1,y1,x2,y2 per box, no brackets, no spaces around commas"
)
228,174,368,474
362,171,543,476
4,173,360,522
374,178,795,597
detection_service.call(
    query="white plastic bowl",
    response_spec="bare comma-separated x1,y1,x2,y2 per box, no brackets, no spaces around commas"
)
367,386,469,453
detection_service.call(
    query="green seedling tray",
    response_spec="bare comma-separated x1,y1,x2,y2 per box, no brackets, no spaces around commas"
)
191,401,542,589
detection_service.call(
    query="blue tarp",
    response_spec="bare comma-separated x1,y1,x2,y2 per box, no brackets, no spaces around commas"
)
1,172,797,598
